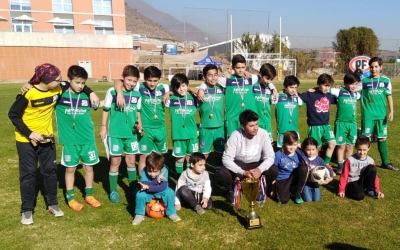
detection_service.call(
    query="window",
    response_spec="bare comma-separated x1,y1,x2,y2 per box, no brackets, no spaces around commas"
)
53,0,72,13
94,19,113,34
53,18,74,34
93,0,112,15
12,20,32,33
10,0,31,10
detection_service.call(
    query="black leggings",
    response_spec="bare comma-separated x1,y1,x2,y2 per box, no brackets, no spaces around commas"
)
345,164,377,201
177,186,213,209
217,161,279,193
276,163,309,204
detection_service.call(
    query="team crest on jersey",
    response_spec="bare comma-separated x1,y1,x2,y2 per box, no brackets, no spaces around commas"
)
175,147,181,154
81,100,88,106
131,97,138,103
141,145,147,151
156,90,162,96
186,100,193,105
53,95,58,102
379,82,384,87
200,141,205,148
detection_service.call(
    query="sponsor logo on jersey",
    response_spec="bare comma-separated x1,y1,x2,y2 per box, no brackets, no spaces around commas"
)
314,97,330,113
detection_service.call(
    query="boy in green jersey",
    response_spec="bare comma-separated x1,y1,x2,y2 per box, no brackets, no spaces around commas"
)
56,65,102,211
115,66,169,177
252,63,277,142
359,57,397,171
198,64,225,172
199,54,276,138
100,65,142,203
330,73,361,174
166,74,198,174
274,75,303,148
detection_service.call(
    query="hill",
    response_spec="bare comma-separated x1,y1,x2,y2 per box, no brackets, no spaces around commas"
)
125,0,217,45
125,3,181,41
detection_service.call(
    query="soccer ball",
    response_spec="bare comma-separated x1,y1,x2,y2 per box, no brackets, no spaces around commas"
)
146,199,166,219
310,166,329,185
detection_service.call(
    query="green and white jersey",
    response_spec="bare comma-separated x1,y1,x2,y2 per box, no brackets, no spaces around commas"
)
166,93,197,140
137,82,169,129
252,82,273,127
199,84,225,128
274,93,303,133
330,87,360,123
103,87,141,138
56,90,95,145
359,75,392,120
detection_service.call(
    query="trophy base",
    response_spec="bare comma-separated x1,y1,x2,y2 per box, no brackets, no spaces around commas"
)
245,216,262,230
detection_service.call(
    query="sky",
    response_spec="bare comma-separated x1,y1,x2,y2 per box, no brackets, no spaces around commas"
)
143,0,400,51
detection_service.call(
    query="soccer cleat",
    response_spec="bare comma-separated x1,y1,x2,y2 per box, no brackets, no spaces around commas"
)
336,165,343,175
132,215,144,226
85,196,101,208
168,214,182,222
295,193,304,204
109,191,120,203
382,163,399,171
367,190,378,199
194,205,205,215
48,205,64,217
21,211,33,225
68,199,84,212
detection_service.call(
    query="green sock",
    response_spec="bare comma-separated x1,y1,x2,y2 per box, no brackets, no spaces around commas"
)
109,171,119,192
378,140,390,165
127,167,137,189
175,162,184,174
66,189,75,202
324,156,332,165
85,187,93,197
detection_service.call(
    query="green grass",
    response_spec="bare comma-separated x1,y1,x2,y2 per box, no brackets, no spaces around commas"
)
1,80,400,250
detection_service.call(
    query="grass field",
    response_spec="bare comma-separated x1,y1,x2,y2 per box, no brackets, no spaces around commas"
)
1,80,400,250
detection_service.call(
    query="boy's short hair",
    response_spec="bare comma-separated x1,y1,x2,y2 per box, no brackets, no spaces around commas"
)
301,137,318,149
343,72,360,85
171,73,189,90
369,57,383,66
354,68,363,77
189,152,206,165
259,63,276,80
145,153,165,171
317,73,334,86
203,64,218,76
144,66,161,80
283,131,298,145
283,75,300,88
355,135,371,148
67,65,88,80
231,54,246,67
122,65,140,78
239,109,259,126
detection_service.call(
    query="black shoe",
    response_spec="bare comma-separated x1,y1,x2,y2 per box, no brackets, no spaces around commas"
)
382,163,399,171
226,190,234,204
336,165,343,175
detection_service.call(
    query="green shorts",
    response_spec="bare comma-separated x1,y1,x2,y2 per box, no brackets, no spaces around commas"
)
335,121,357,146
61,143,99,167
308,125,336,147
226,120,240,138
108,136,138,155
259,123,273,142
199,127,225,154
362,119,387,139
139,126,168,154
276,131,300,148
172,138,198,157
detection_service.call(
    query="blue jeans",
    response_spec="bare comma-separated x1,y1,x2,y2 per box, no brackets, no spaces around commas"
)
135,187,176,216
302,184,321,202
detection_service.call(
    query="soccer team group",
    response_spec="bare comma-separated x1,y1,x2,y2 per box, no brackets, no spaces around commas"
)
8,54,395,226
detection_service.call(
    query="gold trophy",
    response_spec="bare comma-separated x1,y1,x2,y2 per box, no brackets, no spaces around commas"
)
241,177,262,229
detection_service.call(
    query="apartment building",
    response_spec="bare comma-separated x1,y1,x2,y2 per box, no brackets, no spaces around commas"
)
0,0,133,80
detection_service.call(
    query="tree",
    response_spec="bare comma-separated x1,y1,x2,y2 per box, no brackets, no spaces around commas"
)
264,33,290,57
291,50,320,74
333,26,379,73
